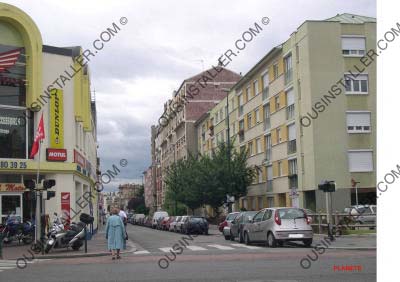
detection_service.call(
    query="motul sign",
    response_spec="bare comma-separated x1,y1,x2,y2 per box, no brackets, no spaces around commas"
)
46,148,67,162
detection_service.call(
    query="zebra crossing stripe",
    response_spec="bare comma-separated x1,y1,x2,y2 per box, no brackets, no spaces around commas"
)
207,244,235,250
231,243,262,249
186,245,207,251
159,247,173,253
134,250,151,254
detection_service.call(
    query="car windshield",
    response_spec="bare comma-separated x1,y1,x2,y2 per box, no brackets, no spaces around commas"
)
190,217,205,223
243,212,257,222
226,213,238,221
278,208,306,219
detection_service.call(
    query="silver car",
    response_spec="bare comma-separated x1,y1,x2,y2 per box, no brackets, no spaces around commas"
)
243,207,313,247
169,216,181,232
223,211,257,242
176,216,188,233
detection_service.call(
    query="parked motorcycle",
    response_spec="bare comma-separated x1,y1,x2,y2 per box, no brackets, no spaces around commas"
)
1,215,34,245
44,221,86,253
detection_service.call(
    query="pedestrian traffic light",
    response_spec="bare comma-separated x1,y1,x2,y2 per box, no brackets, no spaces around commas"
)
46,191,56,200
42,179,56,189
24,179,36,190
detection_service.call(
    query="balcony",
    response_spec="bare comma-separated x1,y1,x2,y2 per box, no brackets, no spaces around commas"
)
287,139,297,154
266,180,273,192
263,118,271,131
286,104,295,120
285,69,293,85
262,87,269,100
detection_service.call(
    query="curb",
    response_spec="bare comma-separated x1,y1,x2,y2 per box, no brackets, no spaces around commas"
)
12,241,137,260
324,246,376,250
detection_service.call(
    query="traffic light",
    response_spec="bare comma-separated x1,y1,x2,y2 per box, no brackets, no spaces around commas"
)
318,180,336,192
24,179,36,190
42,179,56,189
46,191,56,200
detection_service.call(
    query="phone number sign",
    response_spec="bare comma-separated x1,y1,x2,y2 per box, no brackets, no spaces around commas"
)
0,160,28,169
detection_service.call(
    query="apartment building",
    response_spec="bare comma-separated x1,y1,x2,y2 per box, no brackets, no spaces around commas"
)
153,67,241,209
233,13,376,211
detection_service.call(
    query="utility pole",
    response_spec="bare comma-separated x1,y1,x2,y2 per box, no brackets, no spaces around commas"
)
222,88,232,213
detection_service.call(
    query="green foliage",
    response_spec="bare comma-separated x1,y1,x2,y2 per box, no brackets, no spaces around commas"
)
164,142,255,215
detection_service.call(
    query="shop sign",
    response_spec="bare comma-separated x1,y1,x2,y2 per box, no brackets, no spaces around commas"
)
74,150,85,168
49,89,64,148
46,148,67,162
61,192,71,226
0,160,27,169
0,183,25,192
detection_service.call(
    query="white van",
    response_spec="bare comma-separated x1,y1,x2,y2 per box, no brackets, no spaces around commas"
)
152,211,168,228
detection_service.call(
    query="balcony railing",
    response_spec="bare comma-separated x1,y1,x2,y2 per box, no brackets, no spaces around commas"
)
262,87,269,100
287,139,297,154
263,118,271,131
285,69,293,84
266,180,273,192
286,104,295,120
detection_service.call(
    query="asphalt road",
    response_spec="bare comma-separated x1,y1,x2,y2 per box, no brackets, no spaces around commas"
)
0,224,376,282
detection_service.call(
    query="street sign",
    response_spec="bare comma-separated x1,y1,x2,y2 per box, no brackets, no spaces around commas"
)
318,181,336,192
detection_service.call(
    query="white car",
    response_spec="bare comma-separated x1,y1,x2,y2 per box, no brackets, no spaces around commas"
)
152,211,168,228
169,216,181,232
175,216,188,233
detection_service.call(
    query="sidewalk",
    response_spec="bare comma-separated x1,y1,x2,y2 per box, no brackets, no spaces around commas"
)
1,227,137,260
313,233,376,250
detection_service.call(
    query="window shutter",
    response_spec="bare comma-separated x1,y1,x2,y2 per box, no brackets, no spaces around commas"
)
342,37,365,50
348,151,373,172
288,124,296,140
346,112,371,127
287,88,295,105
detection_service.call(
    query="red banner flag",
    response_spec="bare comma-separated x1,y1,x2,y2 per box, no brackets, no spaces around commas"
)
30,113,45,158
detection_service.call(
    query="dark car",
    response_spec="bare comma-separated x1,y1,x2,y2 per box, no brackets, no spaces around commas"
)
223,211,257,242
182,216,209,235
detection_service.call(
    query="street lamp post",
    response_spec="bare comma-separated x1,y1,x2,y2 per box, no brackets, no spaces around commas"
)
221,88,232,212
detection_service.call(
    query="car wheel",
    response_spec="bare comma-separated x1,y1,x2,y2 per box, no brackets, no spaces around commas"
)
224,235,230,240
267,232,276,248
244,232,251,245
230,231,235,241
204,229,208,235
303,239,312,247
277,240,283,247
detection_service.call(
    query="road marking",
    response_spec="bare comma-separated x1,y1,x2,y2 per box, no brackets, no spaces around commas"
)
207,244,235,250
134,250,151,255
231,244,262,250
159,247,173,253
186,245,207,251
0,259,49,273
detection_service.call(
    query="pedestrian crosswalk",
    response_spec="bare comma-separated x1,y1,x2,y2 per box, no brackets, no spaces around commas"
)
133,243,264,255
0,259,49,272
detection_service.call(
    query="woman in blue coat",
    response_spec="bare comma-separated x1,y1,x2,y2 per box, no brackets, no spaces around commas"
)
106,207,126,259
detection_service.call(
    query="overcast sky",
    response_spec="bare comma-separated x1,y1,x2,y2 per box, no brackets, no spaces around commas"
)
3,0,375,191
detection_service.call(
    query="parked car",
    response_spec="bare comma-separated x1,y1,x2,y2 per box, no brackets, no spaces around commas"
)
223,211,257,242
344,205,376,225
143,216,152,227
182,216,209,235
127,213,135,224
218,212,240,232
160,216,173,230
152,211,168,228
134,214,145,225
169,216,181,232
176,216,188,233
243,207,313,247
302,209,315,224
156,216,165,230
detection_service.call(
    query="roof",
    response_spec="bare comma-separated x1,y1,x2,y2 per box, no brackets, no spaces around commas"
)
325,13,376,24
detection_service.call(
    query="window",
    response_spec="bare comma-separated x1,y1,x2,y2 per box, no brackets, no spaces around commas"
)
221,130,224,142
258,169,263,183
348,150,373,172
262,72,269,99
284,54,293,84
273,63,279,79
258,197,264,209
287,124,296,154
256,138,261,154
286,88,295,119
255,109,260,123
267,197,274,207
263,103,270,130
220,108,224,121
277,127,281,143
240,145,246,153
289,158,297,175
253,80,259,96
346,112,371,133
247,113,252,128
267,165,273,192
230,98,234,112
248,141,254,156
253,210,264,222
238,93,244,116
265,134,271,161
278,161,282,176
215,112,219,124
345,74,368,94
275,95,280,110
246,86,251,100
239,119,244,130
342,36,366,56
263,209,272,221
